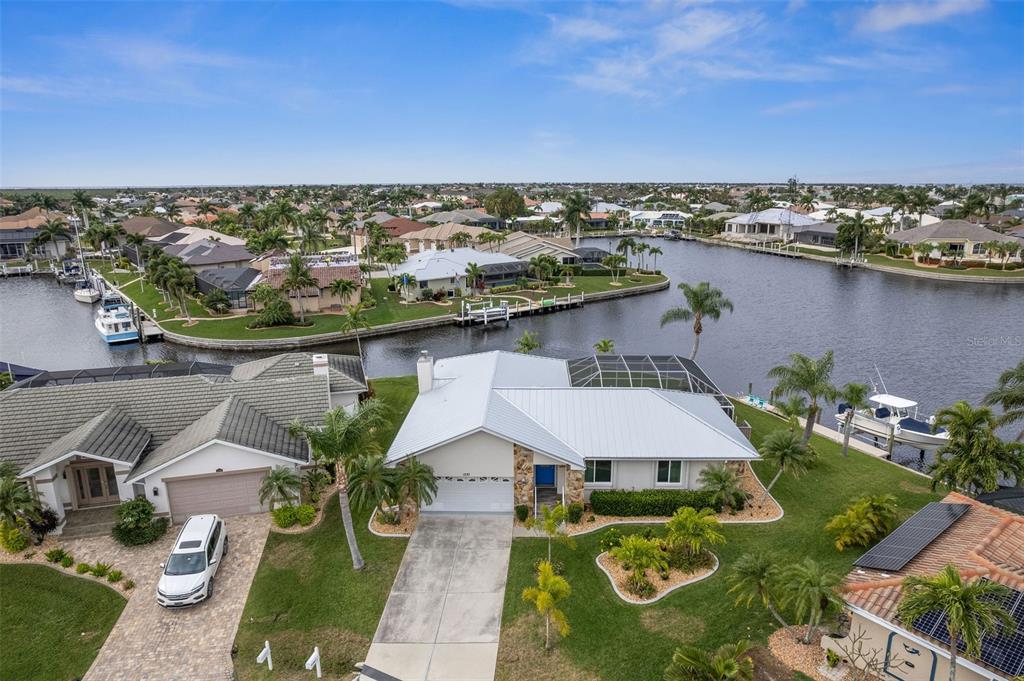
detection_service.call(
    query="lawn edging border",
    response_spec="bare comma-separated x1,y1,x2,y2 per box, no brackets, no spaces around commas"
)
595,550,719,605
367,507,413,538
268,489,337,535
0,558,130,600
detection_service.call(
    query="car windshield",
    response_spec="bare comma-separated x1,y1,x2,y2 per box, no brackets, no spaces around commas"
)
164,551,206,576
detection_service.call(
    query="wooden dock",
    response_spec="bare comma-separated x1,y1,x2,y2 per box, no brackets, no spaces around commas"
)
0,262,37,277
456,292,585,327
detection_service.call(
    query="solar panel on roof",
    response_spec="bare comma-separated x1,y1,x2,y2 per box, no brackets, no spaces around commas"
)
853,502,971,572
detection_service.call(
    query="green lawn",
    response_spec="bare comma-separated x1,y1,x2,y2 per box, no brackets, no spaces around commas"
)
0,564,126,681
496,402,942,681
232,377,417,680
119,279,208,321
361,279,459,326
864,254,1024,277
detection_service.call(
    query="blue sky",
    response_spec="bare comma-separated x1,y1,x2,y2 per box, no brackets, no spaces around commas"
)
2,1,1022,186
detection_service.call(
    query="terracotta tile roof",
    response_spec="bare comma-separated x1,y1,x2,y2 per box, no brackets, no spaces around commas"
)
378,217,426,237
0,207,55,230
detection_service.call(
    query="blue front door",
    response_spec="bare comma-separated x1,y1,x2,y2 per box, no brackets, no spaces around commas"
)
535,465,556,486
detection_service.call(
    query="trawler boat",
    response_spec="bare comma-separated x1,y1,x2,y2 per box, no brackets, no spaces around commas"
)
94,293,137,344
73,279,100,303
836,394,949,450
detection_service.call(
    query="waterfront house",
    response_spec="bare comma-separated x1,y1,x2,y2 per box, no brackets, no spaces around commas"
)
421,209,502,229
4,354,365,528
390,247,525,299
790,222,840,248
120,215,181,239
824,493,1023,681
629,210,691,229
891,220,1021,262
162,238,256,272
386,351,756,513
194,267,261,310
351,216,424,255
0,207,71,261
398,223,494,252
496,231,580,264
250,252,362,312
722,208,821,242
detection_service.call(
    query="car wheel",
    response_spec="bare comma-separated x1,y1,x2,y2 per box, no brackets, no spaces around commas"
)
223,536,228,557
206,578,214,601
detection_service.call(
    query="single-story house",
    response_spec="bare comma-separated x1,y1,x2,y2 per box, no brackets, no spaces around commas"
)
0,207,72,261
390,247,525,299
385,351,758,514
891,220,1021,262
398,223,494,252
574,245,612,264
121,215,181,239
194,267,261,310
497,231,579,264
251,253,362,312
4,353,366,529
162,239,256,272
722,208,822,242
352,216,424,254
790,222,839,248
629,210,691,228
824,492,1023,681
421,209,502,229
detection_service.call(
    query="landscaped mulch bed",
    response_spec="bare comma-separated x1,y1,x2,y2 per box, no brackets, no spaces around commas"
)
768,627,834,681
369,508,417,536
269,488,336,535
596,551,717,604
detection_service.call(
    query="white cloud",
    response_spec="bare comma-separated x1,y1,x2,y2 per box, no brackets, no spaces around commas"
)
654,8,759,56
761,98,822,115
855,0,987,33
550,16,622,42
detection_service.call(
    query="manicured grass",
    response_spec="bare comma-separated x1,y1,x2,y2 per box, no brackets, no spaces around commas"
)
864,254,1024,277
496,401,942,681
0,564,126,681
361,279,459,326
232,377,417,680
119,278,208,321
162,314,343,339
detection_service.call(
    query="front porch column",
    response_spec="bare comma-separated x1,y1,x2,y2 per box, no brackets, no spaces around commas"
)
566,469,584,506
513,445,534,508
34,478,65,522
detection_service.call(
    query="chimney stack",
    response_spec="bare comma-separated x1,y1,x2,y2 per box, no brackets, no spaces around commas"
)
417,350,434,394
312,354,330,377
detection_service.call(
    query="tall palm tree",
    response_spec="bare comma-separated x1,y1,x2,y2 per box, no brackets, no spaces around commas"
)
163,203,182,221
282,253,316,324
897,565,1014,681
757,429,816,506
464,262,485,295
164,260,196,323
297,217,327,254
329,278,358,306
29,218,69,257
258,466,302,510
727,552,789,629
647,245,663,272
253,227,290,254
593,338,615,353
197,198,215,220
984,360,1024,441
615,237,637,267
908,187,938,227
664,640,754,681
237,203,258,230
929,401,1024,495
660,282,734,361
340,303,371,364
522,560,571,651
836,382,871,457
288,399,390,570
562,191,591,248
767,351,837,444
448,231,473,248
393,459,438,518
782,558,843,644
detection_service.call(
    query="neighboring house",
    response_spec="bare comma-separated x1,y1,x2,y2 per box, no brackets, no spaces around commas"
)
410,200,443,214
629,210,691,228
790,222,839,248
574,245,612,264
0,207,71,260
194,267,261,310
891,220,1021,262
251,253,362,312
390,247,525,299
534,201,564,215
398,223,494,252
497,231,579,264
385,351,757,514
351,211,397,234
121,215,181,239
701,201,731,213
352,216,424,254
4,354,366,528
148,226,246,247
824,493,1024,681
421,209,502,229
722,209,821,241
162,239,255,272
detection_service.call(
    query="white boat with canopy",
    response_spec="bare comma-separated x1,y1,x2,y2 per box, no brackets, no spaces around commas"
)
836,393,949,450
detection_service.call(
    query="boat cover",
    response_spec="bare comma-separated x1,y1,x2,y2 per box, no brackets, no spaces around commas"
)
898,417,945,435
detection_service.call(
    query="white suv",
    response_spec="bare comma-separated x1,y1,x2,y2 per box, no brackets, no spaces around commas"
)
156,514,227,608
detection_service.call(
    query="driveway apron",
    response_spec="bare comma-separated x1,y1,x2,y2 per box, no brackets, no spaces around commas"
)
365,514,512,681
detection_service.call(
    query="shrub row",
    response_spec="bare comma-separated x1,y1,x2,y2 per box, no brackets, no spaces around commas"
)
272,503,317,528
589,489,722,517
45,547,133,589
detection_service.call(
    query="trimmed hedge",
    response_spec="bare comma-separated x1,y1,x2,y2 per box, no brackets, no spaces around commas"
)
589,489,722,517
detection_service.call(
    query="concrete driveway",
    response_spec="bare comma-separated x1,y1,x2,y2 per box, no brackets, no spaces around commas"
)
81,514,269,681
364,514,512,681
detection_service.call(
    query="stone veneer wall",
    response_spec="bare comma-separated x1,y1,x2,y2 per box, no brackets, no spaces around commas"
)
566,469,584,505
513,445,534,507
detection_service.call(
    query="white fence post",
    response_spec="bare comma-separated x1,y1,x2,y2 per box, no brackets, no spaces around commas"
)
305,646,322,678
256,640,272,671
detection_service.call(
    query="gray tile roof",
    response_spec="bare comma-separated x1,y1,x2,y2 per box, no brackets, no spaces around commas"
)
23,408,151,473
231,353,366,393
893,219,1020,244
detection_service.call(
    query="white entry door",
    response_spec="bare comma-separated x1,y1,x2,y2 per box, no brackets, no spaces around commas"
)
423,477,513,513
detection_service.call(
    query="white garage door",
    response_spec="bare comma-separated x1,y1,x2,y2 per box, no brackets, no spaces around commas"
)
422,477,513,513
166,470,269,524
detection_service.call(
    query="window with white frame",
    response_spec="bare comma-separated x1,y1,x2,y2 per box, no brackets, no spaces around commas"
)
657,460,682,484
585,460,612,484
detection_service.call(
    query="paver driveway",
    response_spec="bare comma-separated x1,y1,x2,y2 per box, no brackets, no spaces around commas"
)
80,514,269,681
365,514,512,681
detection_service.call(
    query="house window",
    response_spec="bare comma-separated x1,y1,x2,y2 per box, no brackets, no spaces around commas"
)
972,243,985,255
585,460,612,484
657,461,683,484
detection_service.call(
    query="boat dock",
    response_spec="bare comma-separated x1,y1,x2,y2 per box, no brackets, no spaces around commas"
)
1,262,37,277
456,292,585,327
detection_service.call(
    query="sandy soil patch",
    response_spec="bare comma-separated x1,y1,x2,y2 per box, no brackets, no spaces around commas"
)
495,615,602,681
768,627,833,681
369,508,417,536
597,551,717,604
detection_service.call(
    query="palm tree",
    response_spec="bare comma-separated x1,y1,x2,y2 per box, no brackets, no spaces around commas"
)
329,278,358,306
615,237,637,268
164,260,196,323
610,534,667,595
929,401,1024,495
774,396,807,433
29,218,69,257
70,190,95,246
757,429,816,506
522,560,571,651
664,640,754,681
727,552,789,629
524,503,570,561
237,203,258,230
347,454,398,519
913,241,934,264
897,565,1014,681
340,303,371,364
698,464,747,513
297,217,327,254
659,282,734,361
288,399,390,570
593,338,615,353
562,191,591,248
984,360,1024,441
163,203,182,221
448,231,473,248
767,350,837,444
393,459,438,518
252,227,290,254
464,262,485,295
825,494,899,551
258,466,302,510
836,382,871,457
665,506,725,558
908,187,938,227
282,253,316,324
197,199,215,220
782,558,843,644
514,330,541,354
647,246,663,272
0,475,40,529
124,233,147,273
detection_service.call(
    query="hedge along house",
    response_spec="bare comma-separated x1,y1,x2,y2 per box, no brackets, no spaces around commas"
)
385,351,758,514
3,354,366,529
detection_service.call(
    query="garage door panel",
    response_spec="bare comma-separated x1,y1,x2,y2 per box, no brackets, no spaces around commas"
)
167,470,268,524
423,477,512,514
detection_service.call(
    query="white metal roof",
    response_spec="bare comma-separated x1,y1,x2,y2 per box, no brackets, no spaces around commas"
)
727,208,820,226
391,247,520,281
870,394,918,409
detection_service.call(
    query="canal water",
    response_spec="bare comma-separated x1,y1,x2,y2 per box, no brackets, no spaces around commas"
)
2,238,1021,469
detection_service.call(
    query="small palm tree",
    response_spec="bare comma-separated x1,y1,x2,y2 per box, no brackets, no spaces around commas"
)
984,360,1024,441
836,382,871,457
665,506,725,558
825,494,900,551
767,350,837,444
727,552,788,629
593,338,615,353
698,464,747,513
514,330,541,354
897,565,1014,681
929,401,1024,495
258,466,302,510
522,560,571,651
782,558,843,644
347,454,399,520
464,262,485,295
0,475,39,530
601,254,627,283
664,640,754,681
660,281,734,360
757,429,816,506
524,502,571,561
774,396,807,433
329,278,358,306
393,459,438,518
610,534,668,595
448,231,473,248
